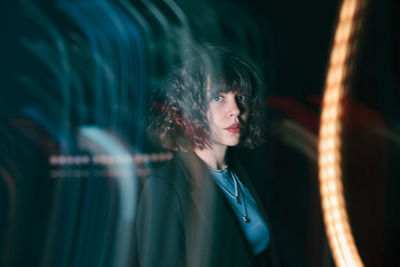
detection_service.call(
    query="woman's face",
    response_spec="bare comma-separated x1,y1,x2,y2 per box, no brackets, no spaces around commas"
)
206,91,250,148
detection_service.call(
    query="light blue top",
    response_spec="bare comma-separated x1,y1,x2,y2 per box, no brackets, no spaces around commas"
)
210,167,270,255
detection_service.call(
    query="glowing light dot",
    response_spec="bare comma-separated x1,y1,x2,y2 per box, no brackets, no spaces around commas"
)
331,42,349,64
327,66,345,87
336,20,353,43
340,0,357,21
331,196,339,208
327,153,334,164
327,225,336,237
328,181,337,192
333,210,340,221
327,167,336,178
50,156,58,165
326,139,335,150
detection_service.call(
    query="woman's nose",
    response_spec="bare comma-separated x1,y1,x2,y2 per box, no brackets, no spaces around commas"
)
227,99,240,117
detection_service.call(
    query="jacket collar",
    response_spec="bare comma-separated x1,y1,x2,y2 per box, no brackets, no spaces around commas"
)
173,150,278,265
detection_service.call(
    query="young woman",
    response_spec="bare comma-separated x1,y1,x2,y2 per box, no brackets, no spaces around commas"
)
135,45,278,267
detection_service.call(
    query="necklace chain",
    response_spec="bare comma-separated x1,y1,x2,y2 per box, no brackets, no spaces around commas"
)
217,169,239,202
216,168,250,223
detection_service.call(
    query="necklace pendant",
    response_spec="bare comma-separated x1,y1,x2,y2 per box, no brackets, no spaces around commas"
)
243,217,250,223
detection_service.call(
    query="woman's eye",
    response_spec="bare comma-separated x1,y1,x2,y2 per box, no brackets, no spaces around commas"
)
212,96,223,102
236,95,249,102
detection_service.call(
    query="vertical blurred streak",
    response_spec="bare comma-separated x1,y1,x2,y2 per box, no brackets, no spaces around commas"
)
0,167,16,266
70,173,106,267
97,0,133,131
118,0,163,143
318,0,366,266
20,0,73,151
78,127,137,219
18,0,148,265
163,0,197,61
140,0,172,67
57,1,111,129
141,0,170,33
59,0,147,144
163,0,191,41
40,176,83,267
164,0,189,27
140,0,194,68
109,0,148,146
118,0,156,83
78,126,137,267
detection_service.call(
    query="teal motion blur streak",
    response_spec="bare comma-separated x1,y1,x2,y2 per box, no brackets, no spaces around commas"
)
58,0,147,147
78,126,137,267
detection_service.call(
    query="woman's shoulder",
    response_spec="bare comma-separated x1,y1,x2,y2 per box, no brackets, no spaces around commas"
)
141,152,197,196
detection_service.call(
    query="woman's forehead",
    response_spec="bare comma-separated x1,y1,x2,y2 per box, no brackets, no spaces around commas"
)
208,81,252,95
214,89,248,95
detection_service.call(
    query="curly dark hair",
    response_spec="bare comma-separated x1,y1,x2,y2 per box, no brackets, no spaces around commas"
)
147,45,266,151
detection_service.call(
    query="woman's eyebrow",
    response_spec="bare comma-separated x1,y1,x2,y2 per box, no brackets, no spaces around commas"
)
235,91,247,95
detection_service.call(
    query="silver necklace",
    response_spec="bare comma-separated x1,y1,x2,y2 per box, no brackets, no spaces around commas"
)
235,178,250,223
217,169,250,223
240,191,250,223
217,169,240,204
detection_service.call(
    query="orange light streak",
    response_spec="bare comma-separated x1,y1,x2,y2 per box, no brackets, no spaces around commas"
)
318,0,366,266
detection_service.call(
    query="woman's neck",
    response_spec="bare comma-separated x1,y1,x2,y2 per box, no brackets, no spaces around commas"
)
194,145,228,170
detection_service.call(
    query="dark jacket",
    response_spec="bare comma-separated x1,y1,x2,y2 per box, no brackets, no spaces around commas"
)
135,151,279,267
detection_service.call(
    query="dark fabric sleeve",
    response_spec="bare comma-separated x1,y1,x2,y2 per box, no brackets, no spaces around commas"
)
135,177,186,267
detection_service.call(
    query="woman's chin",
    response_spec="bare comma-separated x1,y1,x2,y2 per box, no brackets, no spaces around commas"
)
225,139,240,147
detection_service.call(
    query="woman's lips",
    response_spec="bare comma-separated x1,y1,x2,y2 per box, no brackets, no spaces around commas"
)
226,128,241,134
225,123,242,134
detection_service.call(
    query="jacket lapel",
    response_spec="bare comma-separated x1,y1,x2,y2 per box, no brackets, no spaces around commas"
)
175,152,255,259
231,157,281,266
